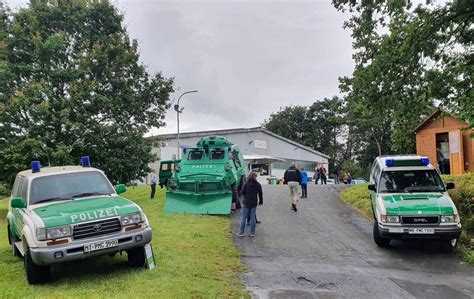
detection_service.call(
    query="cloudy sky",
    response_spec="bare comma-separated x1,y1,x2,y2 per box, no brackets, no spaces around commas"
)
5,0,354,135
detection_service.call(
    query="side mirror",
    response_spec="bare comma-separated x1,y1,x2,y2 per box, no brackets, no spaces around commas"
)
446,182,455,190
368,184,377,192
11,197,26,209
115,184,127,195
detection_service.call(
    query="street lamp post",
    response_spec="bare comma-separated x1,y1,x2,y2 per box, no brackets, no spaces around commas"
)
174,90,198,159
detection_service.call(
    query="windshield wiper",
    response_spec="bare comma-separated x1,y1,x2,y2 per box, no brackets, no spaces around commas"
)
71,192,110,199
404,186,443,193
34,196,72,204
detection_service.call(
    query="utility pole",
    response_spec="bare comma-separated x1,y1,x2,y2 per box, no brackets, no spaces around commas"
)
174,90,198,159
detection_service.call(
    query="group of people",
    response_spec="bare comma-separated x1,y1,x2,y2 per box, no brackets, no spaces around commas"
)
313,162,352,185
313,164,328,184
150,161,353,238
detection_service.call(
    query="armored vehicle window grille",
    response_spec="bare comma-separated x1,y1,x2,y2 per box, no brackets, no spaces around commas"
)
210,150,225,160
179,182,196,192
199,182,223,192
73,218,121,240
189,151,203,160
401,216,439,225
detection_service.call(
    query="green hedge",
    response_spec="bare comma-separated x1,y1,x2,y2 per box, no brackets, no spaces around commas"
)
442,173,474,263
340,173,474,264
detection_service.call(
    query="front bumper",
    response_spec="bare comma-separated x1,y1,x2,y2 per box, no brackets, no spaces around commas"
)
378,223,461,240
30,227,152,266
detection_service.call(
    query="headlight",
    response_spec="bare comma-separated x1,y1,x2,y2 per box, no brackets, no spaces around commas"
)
381,215,400,223
36,225,72,241
121,212,144,226
174,165,181,172
441,215,456,223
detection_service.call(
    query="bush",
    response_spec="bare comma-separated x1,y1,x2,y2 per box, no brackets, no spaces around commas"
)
442,173,474,263
0,183,9,198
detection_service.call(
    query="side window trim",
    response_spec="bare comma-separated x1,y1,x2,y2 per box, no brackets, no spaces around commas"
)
18,176,28,204
12,175,21,197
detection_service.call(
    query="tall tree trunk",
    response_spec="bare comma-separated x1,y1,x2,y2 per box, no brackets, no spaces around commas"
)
372,130,382,156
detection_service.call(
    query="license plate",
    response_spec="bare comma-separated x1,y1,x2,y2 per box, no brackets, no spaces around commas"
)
408,228,435,234
84,239,118,253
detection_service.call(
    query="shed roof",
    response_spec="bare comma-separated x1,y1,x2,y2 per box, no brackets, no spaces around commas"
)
413,110,469,133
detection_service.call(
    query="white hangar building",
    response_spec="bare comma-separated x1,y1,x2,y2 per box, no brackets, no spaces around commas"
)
149,127,329,179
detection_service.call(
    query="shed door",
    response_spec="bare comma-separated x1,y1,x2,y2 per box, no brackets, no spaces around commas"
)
449,130,464,174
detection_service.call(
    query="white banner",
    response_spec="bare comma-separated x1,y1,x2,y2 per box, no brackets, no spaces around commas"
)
254,140,267,149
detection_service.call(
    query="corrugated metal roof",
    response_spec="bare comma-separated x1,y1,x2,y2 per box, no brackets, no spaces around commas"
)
150,127,330,159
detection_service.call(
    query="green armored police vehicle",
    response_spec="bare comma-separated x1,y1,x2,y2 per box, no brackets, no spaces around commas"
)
163,136,248,214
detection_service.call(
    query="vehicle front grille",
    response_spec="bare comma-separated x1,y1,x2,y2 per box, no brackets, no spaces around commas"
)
401,216,439,225
179,182,196,192
73,218,121,240
199,182,223,192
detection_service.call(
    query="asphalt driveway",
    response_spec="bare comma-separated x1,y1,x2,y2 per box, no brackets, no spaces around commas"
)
231,184,474,299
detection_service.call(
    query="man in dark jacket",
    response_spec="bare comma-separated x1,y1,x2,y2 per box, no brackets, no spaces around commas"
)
238,172,263,237
284,162,301,212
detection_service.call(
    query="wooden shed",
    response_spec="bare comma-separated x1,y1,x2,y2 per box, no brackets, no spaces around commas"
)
414,110,473,174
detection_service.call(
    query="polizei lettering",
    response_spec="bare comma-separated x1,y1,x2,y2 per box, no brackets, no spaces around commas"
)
70,208,118,223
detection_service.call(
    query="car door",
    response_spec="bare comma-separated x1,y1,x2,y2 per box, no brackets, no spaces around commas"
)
369,163,380,218
12,176,28,239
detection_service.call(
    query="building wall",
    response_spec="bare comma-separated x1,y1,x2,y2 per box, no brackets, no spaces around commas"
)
415,115,473,174
152,130,328,179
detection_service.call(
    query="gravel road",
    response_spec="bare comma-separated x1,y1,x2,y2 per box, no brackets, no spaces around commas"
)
231,184,474,299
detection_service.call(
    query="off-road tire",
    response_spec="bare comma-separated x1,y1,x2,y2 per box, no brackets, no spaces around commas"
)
127,247,146,268
373,221,391,247
231,184,241,210
24,247,50,284
8,226,21,257
440,238,457,253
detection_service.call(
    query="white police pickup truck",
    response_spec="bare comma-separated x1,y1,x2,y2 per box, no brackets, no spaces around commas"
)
6,157,152,284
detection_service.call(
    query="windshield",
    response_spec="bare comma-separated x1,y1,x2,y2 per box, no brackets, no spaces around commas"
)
188,151,203,160
30,171,114,205
210,150,225,160
378,170,445,193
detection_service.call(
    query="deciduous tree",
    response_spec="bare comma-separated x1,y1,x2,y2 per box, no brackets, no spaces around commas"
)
0,0,174,188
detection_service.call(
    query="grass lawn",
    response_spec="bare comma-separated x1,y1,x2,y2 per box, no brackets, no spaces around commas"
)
0,186,247,298
340,174,474,265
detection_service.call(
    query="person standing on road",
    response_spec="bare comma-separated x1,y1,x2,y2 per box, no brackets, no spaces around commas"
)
150,168,157,199
284,162,301,212
238,172,263,237
314,166,321,184
300,167,308,198
320,165,327,185
333,162,341,184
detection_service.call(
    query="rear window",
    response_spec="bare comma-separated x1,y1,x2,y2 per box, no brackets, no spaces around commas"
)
210,150,225,160
188,151,203,160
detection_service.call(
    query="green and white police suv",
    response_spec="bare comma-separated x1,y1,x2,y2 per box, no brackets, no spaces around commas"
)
6,157,152,284
369,155,461,250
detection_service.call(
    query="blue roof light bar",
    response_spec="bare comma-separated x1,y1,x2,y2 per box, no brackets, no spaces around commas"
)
81,156,91,167
31,161,41,173
421,157,430,166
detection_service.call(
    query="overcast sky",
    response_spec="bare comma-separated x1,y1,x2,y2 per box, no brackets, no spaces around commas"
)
5,0,354,135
